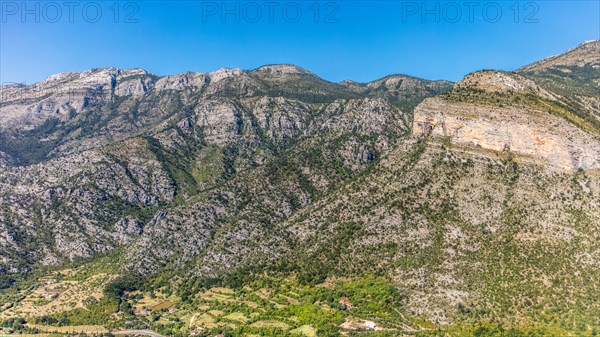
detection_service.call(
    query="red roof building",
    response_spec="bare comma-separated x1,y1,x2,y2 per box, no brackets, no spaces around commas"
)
339,297,353,308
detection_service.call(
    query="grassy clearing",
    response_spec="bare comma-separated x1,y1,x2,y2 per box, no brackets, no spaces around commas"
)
290,324,317,337
24,324,107,334
151,301,175,311
1,270,114,320
222,313,249,323
250,320,290,330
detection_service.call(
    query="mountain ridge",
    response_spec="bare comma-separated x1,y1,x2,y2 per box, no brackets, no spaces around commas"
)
1,41,599,337
2,64,451,90
517,39,600,72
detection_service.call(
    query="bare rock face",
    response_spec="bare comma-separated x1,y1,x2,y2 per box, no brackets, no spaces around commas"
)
208,68,243,82
414,71,600,171
0,68,155,131
253,64,315,76
114,70,155,97
0,151,10,167
249,96,311,145
154,72,210,92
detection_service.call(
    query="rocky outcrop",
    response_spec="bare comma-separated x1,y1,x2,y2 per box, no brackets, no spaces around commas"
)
454,71,557,99
0,68,159,136
413,71,600,171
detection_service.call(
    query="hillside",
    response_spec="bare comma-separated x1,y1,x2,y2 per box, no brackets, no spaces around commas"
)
0,65,445,272
518,40,600,122
1,43,599,337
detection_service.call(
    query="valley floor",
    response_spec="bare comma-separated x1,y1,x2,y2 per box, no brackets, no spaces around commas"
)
2,265,597,337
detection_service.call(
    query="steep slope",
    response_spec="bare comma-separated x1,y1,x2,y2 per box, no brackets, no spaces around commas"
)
0,65,436,273
0,66,449,166
518,40,600,122
120,69,599,329
518,40,599,73
271,138,600,327
123,97,409,276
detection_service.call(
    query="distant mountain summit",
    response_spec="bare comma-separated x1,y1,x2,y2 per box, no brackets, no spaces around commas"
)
518,40,600,122
252,64,316,76
518,40,600,72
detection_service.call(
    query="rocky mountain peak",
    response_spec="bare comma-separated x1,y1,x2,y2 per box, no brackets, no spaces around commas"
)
34,67,152,90
518,39,600,72
253,64,314,76
516,41,600,122
39,71,81,84
208,67,243,82
455,70,555,99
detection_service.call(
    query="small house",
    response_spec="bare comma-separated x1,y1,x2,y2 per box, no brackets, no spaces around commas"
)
189,328,204,336
44,291,60,299
339,297,353,309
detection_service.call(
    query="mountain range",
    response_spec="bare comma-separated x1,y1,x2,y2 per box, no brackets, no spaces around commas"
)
0,40,599,337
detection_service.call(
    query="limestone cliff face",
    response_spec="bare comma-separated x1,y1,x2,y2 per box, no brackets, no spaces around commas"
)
0,68,156,131
413,71,600,171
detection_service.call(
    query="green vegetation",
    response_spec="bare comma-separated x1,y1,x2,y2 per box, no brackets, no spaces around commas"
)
24,274,407,336
10,268,598,337
523,64,600,99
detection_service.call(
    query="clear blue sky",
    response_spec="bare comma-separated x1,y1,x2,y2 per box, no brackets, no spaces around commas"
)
1,0,599,84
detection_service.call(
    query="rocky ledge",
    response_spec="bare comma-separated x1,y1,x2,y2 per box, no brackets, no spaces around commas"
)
413,71,600,171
